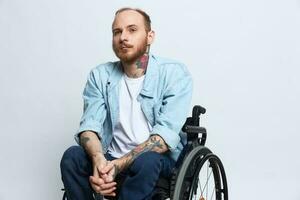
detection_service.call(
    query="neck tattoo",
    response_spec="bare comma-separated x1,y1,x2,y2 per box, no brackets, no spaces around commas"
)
136,46,150,73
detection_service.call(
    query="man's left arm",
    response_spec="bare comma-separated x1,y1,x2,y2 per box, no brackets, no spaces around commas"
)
104,135,168,178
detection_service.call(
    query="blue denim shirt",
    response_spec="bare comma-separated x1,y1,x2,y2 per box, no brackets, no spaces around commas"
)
74,54,193,161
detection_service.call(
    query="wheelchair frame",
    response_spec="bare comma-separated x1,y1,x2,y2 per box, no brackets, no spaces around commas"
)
153,105,228,200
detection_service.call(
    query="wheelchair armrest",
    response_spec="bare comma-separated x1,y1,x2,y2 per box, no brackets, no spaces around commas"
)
183,125,207,145
182,125,206,134
181,105,208,145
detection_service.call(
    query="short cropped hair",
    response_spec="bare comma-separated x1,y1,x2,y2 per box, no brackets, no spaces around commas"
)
114,7,152,32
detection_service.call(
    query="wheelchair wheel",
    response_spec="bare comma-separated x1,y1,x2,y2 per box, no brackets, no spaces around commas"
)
172,146,228,200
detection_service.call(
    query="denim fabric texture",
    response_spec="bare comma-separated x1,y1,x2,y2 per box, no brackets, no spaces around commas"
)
61,146,175,200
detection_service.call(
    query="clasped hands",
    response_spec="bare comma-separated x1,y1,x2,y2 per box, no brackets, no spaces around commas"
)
89,154,121,197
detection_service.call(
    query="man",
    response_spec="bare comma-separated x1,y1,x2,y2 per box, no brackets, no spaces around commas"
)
60,7,193,200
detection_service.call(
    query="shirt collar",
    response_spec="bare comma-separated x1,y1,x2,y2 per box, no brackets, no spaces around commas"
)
107,53,158,98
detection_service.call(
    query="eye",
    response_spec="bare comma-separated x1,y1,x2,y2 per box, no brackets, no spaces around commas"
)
129,28,137,33
113,30,121,36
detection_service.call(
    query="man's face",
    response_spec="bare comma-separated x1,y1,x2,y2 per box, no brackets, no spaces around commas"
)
112,10,154,63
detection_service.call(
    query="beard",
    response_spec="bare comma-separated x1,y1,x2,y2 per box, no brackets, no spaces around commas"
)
113,37,148,64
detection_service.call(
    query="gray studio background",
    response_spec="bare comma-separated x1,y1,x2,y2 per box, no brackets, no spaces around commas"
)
0,0,299,199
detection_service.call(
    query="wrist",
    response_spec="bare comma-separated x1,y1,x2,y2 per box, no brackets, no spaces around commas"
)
114,157,128,172
91,152,106,163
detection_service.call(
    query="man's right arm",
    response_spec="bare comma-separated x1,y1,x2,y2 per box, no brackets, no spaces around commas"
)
75,68,107,148
77,69,117,196
79,131,105,161
80,131,117,196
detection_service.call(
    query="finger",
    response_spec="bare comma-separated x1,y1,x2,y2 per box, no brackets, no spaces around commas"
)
103,192,116,197
104,174,114,183
100,162,114,174
99,181,117,190
106,168,117,182
101,173,114,183
100,187,117,195
100,173,109,182
90,179,102,194
91,184,101,193
93,166,100,178
89,176,104,186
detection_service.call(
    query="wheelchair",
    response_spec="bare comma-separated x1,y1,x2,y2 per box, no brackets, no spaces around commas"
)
62,105,228,200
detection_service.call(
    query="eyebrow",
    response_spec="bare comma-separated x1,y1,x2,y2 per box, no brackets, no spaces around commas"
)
112,24,138,32
127,24,138,29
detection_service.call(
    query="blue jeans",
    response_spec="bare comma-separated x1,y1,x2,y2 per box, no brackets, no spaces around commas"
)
60,146,175,200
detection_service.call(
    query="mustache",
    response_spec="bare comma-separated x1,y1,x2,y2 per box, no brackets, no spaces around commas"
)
119,42,133,48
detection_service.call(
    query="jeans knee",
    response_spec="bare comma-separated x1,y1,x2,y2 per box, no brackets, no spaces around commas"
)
138,151,161,163
131,151,162,173
60,146,84,171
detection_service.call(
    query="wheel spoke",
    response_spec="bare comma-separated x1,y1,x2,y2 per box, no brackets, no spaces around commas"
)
198,175,203,195
202,167,213,193
206,161,209,200
191,160,214,200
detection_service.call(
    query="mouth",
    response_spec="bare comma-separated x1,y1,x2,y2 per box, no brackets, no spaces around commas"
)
120,43,133,49
119,46,133,53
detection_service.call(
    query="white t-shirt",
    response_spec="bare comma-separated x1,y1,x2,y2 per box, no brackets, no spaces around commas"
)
108,74,152,158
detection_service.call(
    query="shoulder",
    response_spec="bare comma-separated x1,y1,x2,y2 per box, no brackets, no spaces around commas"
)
152,55,191,77
85,61,120,86
89,61,118,77
84,61,120,90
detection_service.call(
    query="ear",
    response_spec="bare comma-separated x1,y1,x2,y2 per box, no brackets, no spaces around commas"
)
147,30,155,45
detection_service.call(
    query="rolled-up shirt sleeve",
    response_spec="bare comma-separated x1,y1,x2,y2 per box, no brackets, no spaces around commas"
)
151,64,193,151
74,69,107,144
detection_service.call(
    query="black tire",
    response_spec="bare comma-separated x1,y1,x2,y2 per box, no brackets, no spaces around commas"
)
172,146,228,200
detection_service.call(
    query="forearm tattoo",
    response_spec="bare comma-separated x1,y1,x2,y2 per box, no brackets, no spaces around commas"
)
80,136,90,147
80,134,103,156
112,164,120,179
119,135,168,171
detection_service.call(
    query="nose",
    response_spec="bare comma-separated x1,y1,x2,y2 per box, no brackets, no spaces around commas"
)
120,30,128,42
